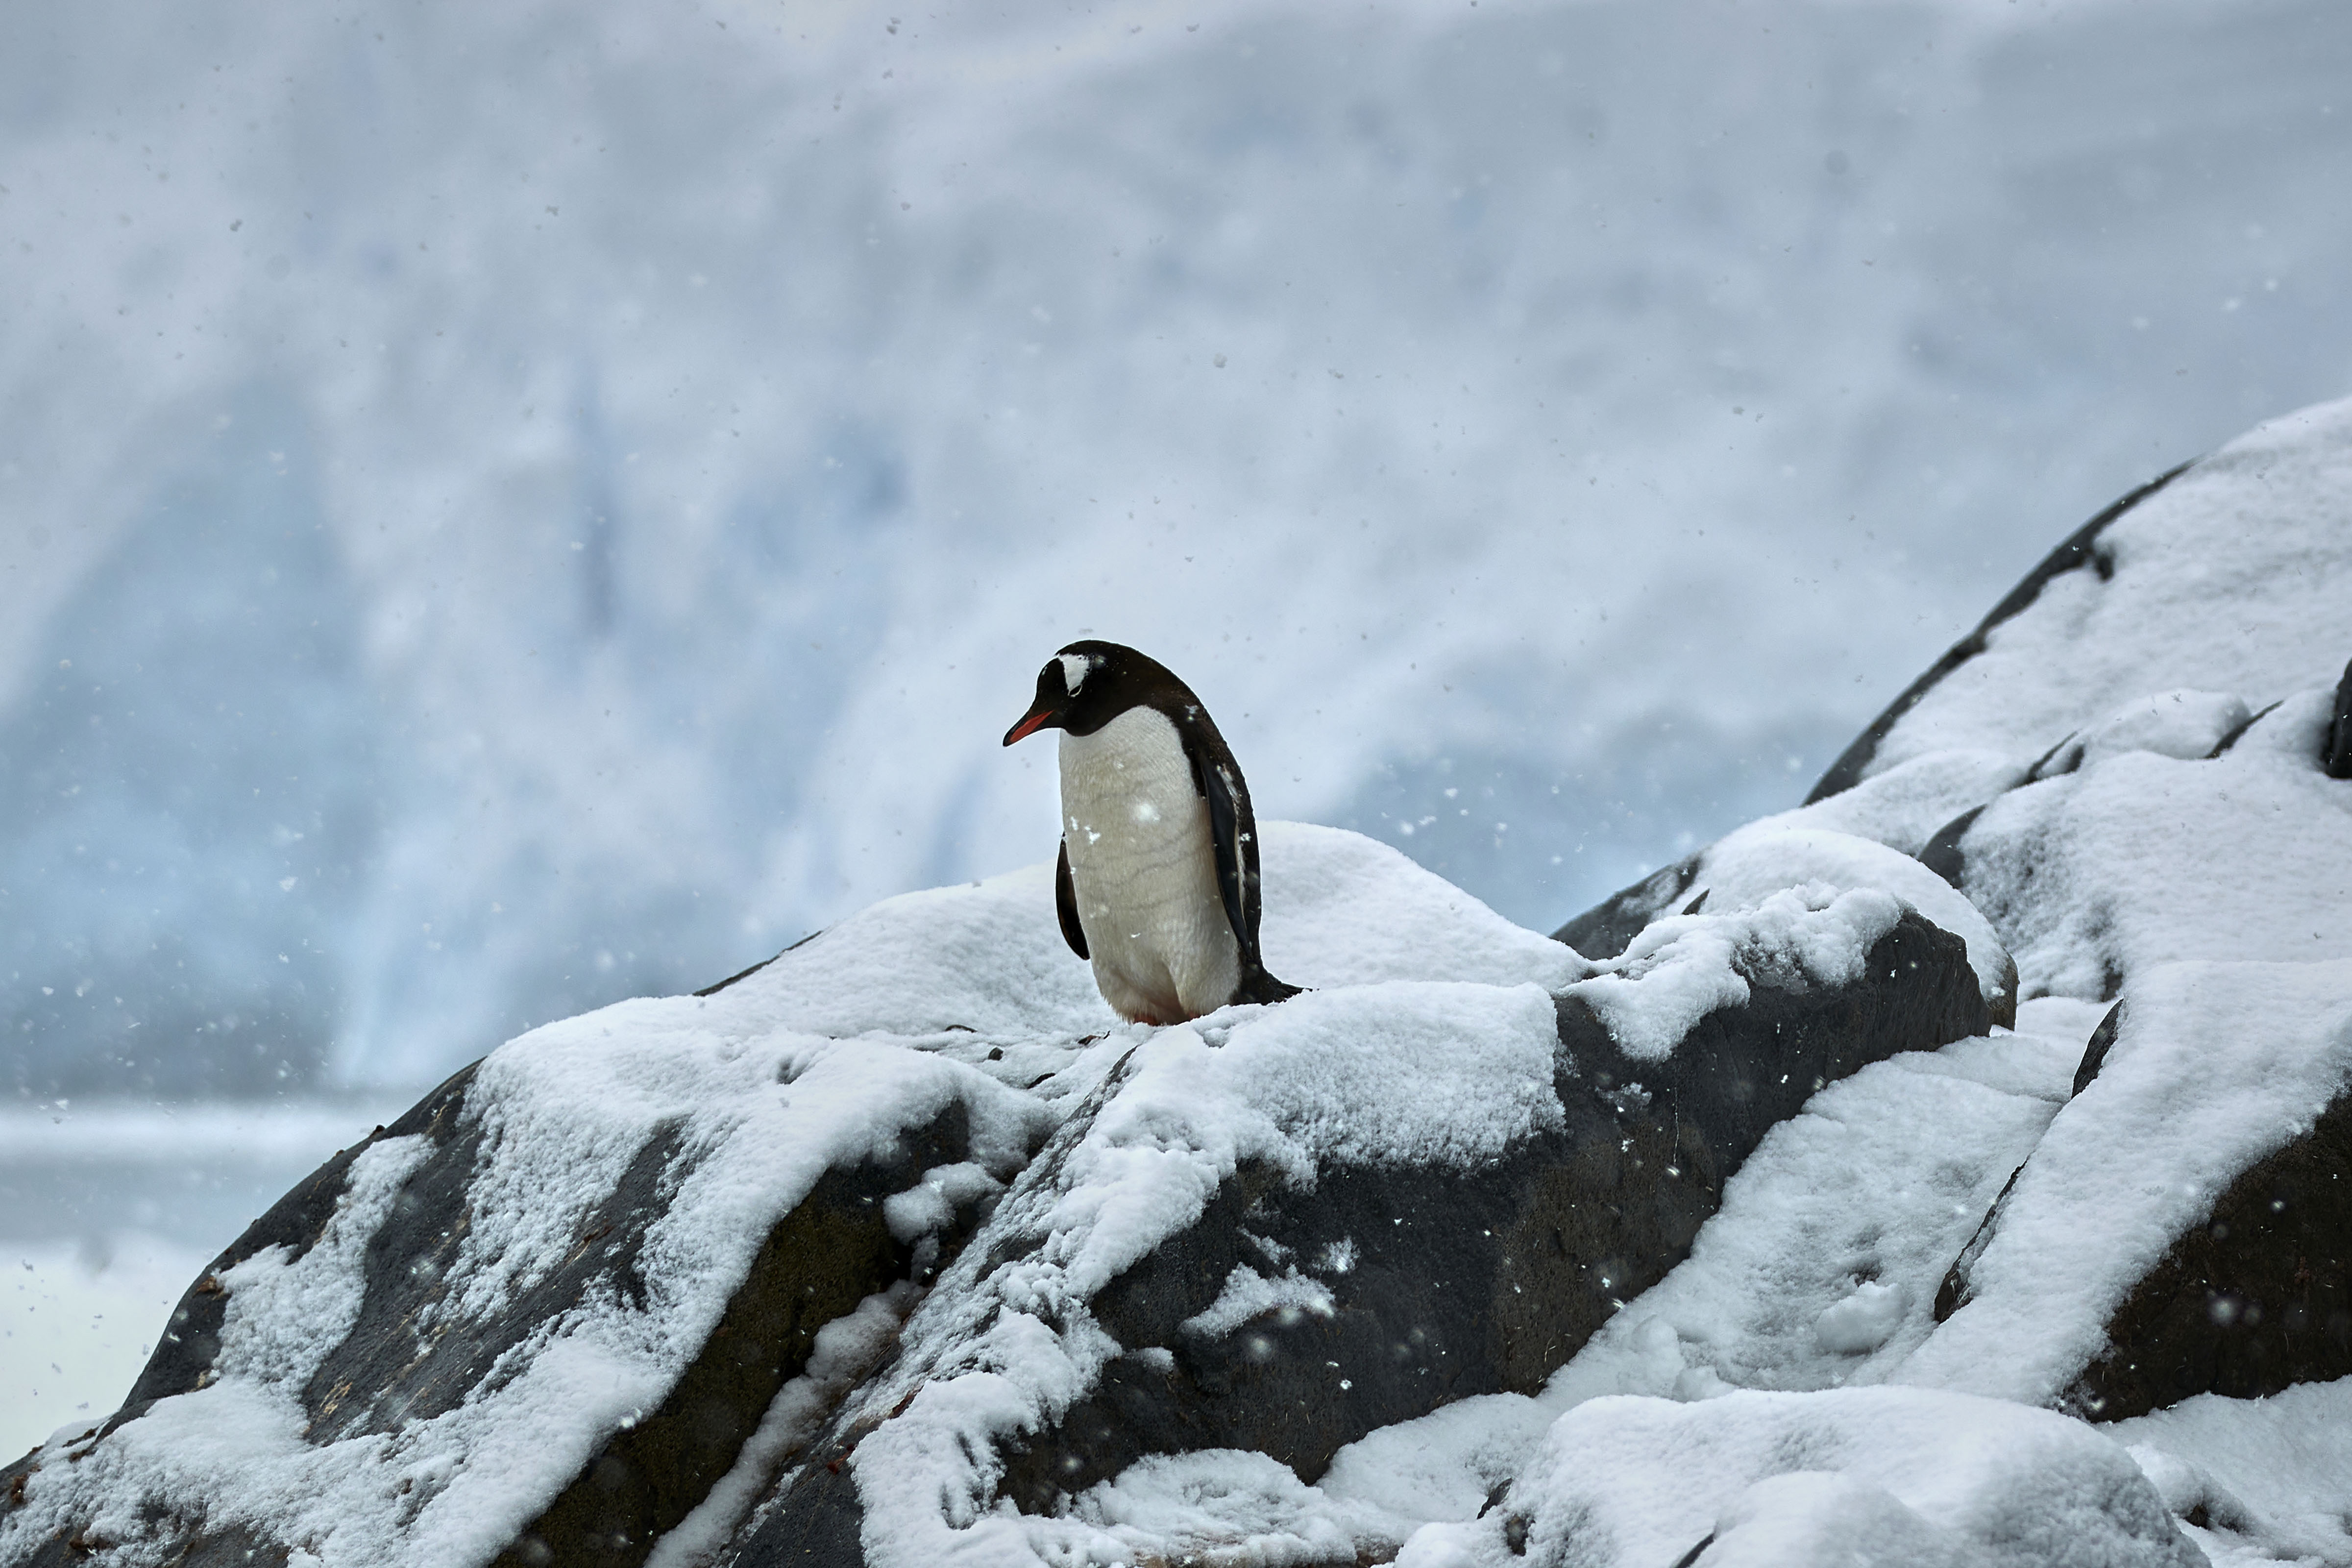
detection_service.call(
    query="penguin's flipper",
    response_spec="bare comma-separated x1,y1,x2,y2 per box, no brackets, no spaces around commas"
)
1056,838,1089,960
1199,756,1301,1004
1198,756,1253,952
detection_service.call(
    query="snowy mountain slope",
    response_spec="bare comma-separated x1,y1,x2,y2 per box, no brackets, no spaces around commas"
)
10,0,2352,1095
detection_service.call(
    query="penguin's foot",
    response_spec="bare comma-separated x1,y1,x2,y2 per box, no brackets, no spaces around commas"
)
1231,966,1303,1007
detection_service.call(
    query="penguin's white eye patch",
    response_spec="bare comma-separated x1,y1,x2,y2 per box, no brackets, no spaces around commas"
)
1058,652,1092,695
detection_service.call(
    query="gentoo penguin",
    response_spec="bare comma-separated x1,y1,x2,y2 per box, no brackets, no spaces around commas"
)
1003,641,1300,1025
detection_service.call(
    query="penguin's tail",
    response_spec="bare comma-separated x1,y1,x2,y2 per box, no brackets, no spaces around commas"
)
1233,962,1303,1007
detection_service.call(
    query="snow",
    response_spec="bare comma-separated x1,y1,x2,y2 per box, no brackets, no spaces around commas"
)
212,1136,434,1389
2074,689,2254,771
708,820,1586,1047
1486,1387,2201,1568
1675,824,2016,1015
1813,1280,1912,1356
1899,959,2352,1406
1321,1395,1555,1529
2112,1378,2352,1567
1182,1264,1336,1341
1791,748,2032,856
1256,824,1592,994
1959,688,2352,1001
1347,998,2077,1465
1073,1449,1364,1567
1564,884,1905,1060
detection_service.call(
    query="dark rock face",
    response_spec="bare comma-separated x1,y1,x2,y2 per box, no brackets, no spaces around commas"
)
1914,806,1982,890
2327,657,2352,779
733,911,1988,1564
2061,1082,2352,1421
2070,1000,2123,1099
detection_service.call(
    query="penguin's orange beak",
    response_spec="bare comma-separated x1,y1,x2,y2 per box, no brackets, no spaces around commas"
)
1004,702,1057,746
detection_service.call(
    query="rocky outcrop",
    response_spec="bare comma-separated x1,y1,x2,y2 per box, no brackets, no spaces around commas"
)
735,910,1985,1565
1,838,1985,1568
1930,1001,2120,1323
1,1056,1023,1568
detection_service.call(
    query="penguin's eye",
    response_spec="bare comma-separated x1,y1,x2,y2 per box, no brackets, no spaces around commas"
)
1057,652,1091,696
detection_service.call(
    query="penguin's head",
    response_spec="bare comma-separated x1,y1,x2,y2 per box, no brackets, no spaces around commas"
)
1003,640,1170,744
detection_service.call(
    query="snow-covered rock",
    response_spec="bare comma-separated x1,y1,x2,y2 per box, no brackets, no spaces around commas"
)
0,821,1985,1567
15,393,2352,1568
1471,1387,2202,1568
1535,393,2352,1564
730,907,1981,1566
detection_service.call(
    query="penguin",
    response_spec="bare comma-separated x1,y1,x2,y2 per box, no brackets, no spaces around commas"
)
1003,640,1300,1025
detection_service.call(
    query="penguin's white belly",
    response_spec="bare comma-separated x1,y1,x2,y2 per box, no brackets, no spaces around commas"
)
1058,707,1240,1023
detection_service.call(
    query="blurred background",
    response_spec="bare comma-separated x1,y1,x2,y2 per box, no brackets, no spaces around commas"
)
4,0,2350,1450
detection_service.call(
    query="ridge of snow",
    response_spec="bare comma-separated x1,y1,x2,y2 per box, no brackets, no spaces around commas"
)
1960,687,2352,1003
1566,884,1905,1060
1862,396,2352,785
1182,1263,1338,1340
1676,824,2014,1012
